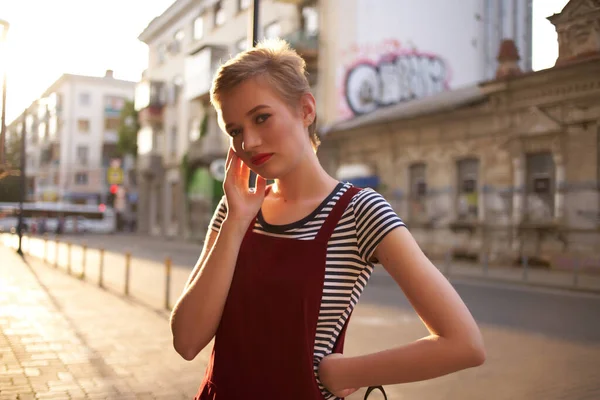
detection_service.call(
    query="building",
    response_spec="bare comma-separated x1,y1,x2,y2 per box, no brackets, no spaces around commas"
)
318,0,600,269
7,71,135,205
135,0,318,239
316,0,533,126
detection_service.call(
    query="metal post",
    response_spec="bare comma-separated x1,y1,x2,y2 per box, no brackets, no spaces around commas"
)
249,0,260,48
573,257,580,287
81,242,87,280
16,110,26,256
124,252,131,296
0,19,9,166
247,0,260,189
165,256,172,310
98,248,105,288
483,252,489,276
67,242,72,274
522,254,529,281
54,239,59,267
43,234,48,263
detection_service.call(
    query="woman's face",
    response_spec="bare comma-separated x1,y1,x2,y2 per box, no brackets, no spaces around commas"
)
218,77,315,180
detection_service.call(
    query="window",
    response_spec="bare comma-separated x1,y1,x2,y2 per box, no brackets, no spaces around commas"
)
264,21,281,39
214,1,226,27
157,43,167,64
239,0,251,11
456,158,480,220
302,6,319,36
525,152,555,220
171,29,185,54
235,38,248,53
79,93,90,106
193,15,204,40
171,182,180,224
77,119,90,133
75,173,88,185
105,117,120,131
76,146,89,166
170,126,178,157
409,163,427,220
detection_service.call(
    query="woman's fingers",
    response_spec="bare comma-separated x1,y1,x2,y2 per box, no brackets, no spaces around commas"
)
254,174,267,196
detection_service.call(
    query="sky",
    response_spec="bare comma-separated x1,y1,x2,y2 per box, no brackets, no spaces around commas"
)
0,0,570,125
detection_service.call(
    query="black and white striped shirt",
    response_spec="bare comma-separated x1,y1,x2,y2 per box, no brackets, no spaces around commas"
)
210,182,405,399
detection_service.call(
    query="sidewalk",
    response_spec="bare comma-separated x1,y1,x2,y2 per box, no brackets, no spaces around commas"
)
0,246,210,399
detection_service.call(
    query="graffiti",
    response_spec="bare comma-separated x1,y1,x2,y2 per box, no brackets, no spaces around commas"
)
342,44,450,116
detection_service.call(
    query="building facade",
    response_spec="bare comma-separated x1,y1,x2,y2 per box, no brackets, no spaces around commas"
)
318,0,600,269
7,71,135,205
316,0,533,126
135,0,318,239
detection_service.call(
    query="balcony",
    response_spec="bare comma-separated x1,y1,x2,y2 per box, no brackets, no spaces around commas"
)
184,45,229,102
284,30,319,76
135,80,166,127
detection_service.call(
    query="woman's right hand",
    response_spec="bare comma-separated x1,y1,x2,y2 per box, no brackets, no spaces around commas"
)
222,147,267,227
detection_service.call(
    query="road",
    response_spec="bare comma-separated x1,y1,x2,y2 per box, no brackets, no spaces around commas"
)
3,233,600,399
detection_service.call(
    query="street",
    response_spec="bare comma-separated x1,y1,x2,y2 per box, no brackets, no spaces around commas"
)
1,234,600,399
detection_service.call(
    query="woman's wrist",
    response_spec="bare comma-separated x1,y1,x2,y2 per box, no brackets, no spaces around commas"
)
221,216,252,239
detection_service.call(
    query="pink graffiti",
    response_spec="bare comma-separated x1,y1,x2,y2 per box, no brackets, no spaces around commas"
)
338,39,453,118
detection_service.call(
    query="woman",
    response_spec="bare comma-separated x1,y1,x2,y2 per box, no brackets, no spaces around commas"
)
170,39,485,400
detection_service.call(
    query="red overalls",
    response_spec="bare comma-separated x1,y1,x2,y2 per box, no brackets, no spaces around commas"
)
195,186,361,400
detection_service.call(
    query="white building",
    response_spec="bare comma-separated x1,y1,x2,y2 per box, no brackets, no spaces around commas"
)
135,0,318,238
8,71,135,204
317,0,533,125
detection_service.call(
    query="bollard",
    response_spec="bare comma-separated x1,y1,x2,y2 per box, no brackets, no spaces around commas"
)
44,234,48,263
54,239,60,268
67,242,72,274
522,255,529,281
98,248,105,289
444,250,452,276
482,252,489,276
124,252,131,296
573,257,580,287
81,242,87,280
165,256,172,310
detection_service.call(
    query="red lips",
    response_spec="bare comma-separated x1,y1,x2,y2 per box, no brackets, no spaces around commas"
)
251,153,273,166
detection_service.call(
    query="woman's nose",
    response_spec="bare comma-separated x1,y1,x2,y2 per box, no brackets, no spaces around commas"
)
241,128,262,151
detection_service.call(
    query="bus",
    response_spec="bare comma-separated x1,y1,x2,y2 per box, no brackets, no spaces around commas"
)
0,202,117,234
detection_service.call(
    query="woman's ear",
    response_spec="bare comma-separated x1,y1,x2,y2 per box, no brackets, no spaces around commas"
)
300,93,316,128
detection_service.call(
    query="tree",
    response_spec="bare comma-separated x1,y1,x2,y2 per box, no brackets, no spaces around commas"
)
116,100,139,157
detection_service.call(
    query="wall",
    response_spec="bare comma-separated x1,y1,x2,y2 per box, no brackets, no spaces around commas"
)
318,0,533,125
320,60,600,265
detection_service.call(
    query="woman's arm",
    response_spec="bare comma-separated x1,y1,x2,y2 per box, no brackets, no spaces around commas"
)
170,218,248,361
320,227,485,392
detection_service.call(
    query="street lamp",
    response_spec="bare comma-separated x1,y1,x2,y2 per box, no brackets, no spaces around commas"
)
16,109,26,256
0,19,10,167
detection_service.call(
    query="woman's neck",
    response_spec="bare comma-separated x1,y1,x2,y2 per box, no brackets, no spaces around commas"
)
272,150,338,203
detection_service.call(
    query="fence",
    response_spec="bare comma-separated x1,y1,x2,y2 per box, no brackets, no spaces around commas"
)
0,233,186,311
2,232,600,305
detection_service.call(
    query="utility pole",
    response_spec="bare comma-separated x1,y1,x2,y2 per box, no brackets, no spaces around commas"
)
16,109,26,255
248,0,260,188
249,0,260,48
0,19,10,167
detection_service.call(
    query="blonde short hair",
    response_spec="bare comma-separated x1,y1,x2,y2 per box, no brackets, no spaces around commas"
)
210,38,320,149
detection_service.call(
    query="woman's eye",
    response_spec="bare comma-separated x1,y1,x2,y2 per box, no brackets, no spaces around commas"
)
228,129,241,137
256,114,271,124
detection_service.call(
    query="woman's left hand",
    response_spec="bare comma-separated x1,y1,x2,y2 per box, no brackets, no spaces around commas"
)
318,353,359,397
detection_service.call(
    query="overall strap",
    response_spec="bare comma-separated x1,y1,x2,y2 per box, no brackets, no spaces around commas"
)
315,185,361,242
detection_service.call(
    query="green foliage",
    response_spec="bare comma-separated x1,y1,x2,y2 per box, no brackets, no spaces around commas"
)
117,100,139,157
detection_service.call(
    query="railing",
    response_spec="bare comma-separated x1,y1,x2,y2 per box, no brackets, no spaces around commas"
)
2,232,599,310
1,233,182,311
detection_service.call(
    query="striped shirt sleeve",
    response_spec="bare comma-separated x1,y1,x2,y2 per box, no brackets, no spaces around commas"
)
209,195,228,233
351,188,406,263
